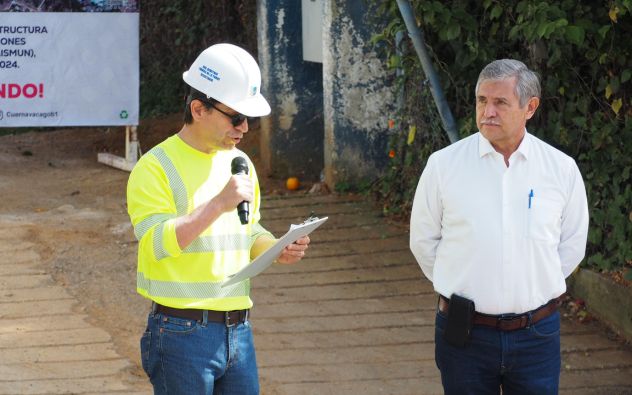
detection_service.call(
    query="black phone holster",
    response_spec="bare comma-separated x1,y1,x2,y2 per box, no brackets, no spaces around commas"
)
443,294,476,347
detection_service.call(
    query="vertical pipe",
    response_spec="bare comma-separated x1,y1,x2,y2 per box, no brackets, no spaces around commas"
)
396,0,459,143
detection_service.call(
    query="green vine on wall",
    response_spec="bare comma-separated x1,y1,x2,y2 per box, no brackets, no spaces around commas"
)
371,0,632,274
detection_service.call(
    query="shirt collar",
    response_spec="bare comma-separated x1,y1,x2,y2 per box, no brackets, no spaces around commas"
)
516,130,531,160
478,129,531,160
478,133,496,158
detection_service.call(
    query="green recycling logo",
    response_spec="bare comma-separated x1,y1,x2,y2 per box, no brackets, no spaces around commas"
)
119,110,129,119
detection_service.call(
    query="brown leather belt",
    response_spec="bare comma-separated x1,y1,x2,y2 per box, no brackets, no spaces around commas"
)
154,303,249,327
438,295,561,331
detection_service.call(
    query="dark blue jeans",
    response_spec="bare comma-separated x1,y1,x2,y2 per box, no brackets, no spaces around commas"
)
435,310,561,395
141,311,259,395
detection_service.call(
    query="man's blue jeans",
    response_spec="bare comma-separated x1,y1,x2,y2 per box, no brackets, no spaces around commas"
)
435,309,561,395
140,311,259,395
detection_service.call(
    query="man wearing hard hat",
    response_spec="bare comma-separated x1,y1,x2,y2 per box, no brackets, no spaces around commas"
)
126,43,310,394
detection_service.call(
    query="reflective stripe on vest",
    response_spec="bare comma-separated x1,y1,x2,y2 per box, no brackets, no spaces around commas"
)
134,213,176,241
137,272,249,299
151,147,189,216
153,221,169,261
185,234,251,253
148,146,187,261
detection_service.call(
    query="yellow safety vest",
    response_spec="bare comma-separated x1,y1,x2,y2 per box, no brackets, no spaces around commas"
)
126,135,271,310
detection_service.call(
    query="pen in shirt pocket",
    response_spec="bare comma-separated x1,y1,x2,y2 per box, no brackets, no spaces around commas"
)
528,189,534,209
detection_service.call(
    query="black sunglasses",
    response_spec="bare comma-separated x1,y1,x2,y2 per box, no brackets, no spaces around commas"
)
209,103,247,127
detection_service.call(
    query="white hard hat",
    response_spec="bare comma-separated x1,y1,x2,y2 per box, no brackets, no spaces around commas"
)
183,43,271,117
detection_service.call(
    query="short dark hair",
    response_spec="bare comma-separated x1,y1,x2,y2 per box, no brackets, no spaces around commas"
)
183,87,217,124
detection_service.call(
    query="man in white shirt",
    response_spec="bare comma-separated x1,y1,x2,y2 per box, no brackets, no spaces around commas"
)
410,59,588,394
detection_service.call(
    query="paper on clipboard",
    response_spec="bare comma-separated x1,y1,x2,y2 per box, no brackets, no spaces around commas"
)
221,216,328,287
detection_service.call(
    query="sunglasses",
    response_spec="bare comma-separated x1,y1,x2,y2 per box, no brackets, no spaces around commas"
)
209,103,247,127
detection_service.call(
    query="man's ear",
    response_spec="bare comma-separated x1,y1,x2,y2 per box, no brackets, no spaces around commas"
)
190,99,208,121
525,96,540,120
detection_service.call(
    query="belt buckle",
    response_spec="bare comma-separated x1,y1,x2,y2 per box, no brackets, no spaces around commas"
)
225,311,236,327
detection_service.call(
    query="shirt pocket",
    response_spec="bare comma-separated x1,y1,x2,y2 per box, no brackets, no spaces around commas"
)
526,196,563,243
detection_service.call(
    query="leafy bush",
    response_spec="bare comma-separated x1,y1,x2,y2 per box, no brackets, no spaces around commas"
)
371,0,631,272
140,1,257,117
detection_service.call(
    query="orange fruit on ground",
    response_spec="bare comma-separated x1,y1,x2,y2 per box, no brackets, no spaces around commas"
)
286,177,300,190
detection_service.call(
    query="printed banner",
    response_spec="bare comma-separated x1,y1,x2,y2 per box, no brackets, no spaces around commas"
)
0,10,139,126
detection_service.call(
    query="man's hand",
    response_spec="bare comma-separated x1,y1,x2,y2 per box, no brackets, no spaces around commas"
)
174,175,252,249
277,235,310,264
214,174,253,213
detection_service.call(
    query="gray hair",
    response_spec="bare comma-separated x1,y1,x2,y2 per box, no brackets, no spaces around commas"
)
475,59,541,107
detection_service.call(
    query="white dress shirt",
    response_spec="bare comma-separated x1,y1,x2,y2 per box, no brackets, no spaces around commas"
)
410,132,589,314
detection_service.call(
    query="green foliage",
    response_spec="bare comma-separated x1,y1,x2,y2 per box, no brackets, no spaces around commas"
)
335,178,374,194
371,0,632,271
139,1,257,117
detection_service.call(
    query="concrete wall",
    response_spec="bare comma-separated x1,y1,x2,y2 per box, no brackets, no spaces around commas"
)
567,268,632,343
257,0,394,188
322,0,394,188
257,0,324,180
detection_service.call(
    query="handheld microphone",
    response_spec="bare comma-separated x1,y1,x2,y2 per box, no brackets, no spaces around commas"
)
231,157,249,225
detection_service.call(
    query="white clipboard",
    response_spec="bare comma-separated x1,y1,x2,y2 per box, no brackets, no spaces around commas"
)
221,216,328,287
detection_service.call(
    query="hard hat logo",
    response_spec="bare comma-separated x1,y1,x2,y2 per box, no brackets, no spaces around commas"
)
182,43,271,117
199,65,220,82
